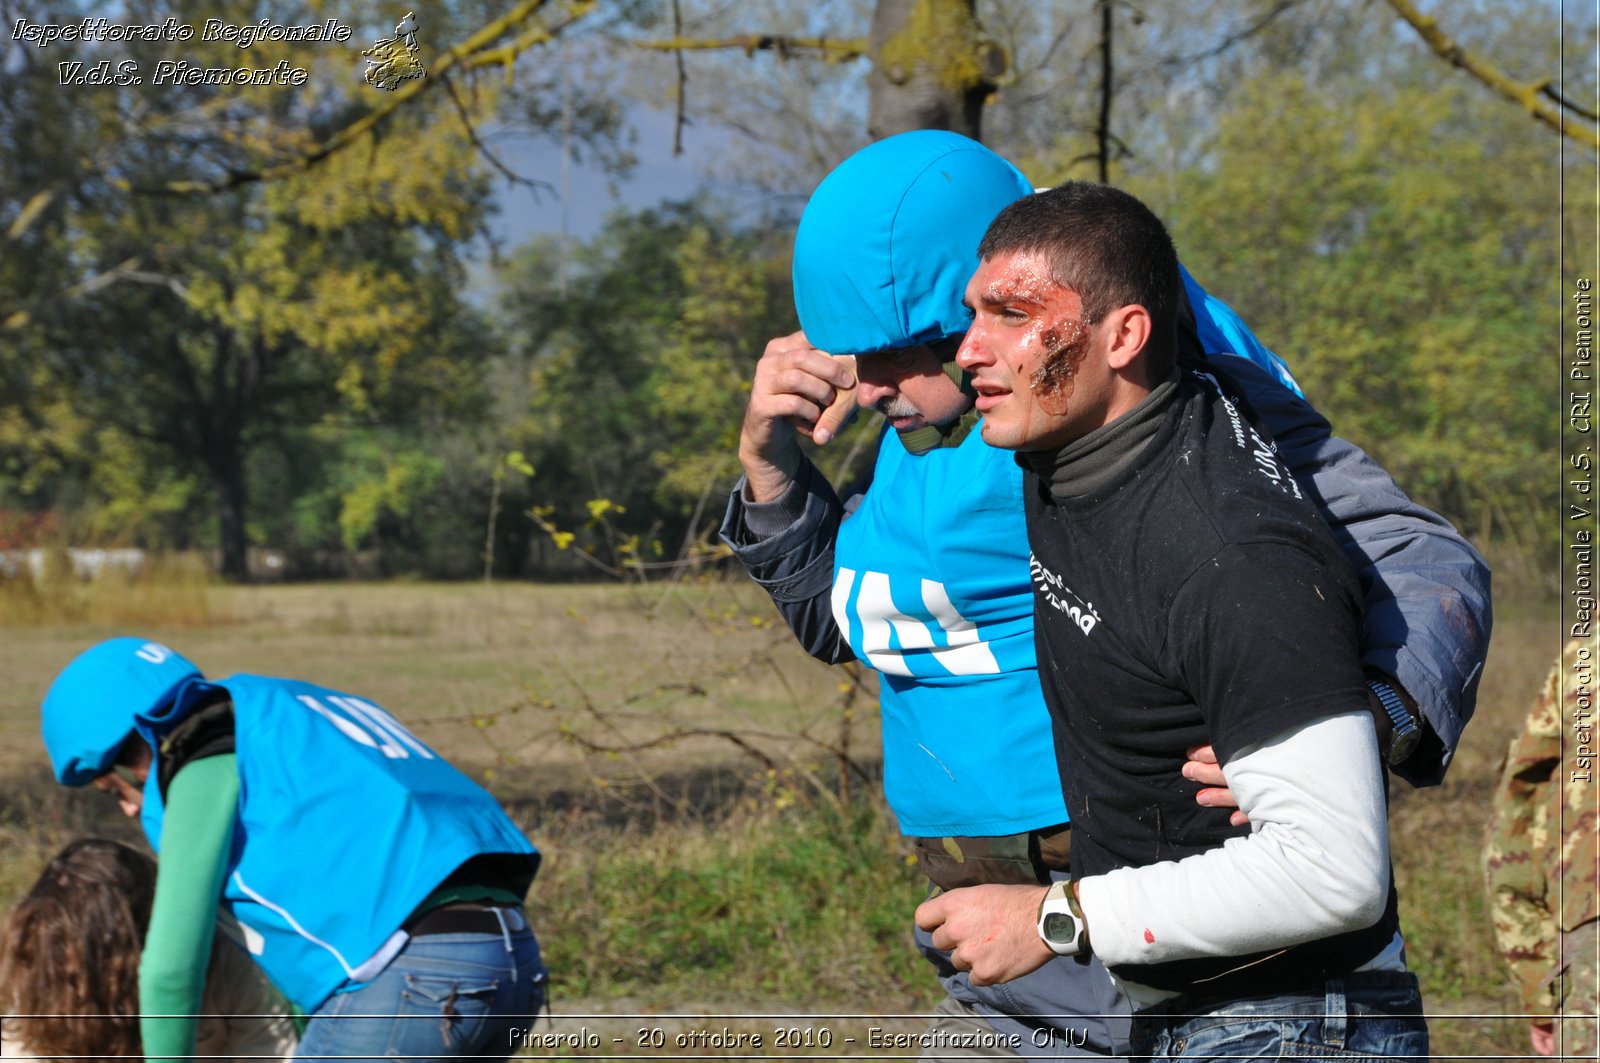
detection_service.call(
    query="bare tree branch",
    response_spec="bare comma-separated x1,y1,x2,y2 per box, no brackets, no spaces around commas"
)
1068,130,1131,170
2,257,190,333
2,2,594,331
670,0,689,156
1094,0,1113,184
465,7,591,71
4,188,56,243
1154,0,1303,70
1383,0,1598,149
108,266,191,299
439,71,556,201
1544,82,1600,123
130,0,601,196
633,34,868,61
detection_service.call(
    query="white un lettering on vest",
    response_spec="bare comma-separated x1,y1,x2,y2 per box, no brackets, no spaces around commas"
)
832,568,1001,677
294,694,437,759
1029,555,1101,637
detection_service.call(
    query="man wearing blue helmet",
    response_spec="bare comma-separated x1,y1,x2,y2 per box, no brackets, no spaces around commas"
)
41,637,545,1063
719,131,1489,1057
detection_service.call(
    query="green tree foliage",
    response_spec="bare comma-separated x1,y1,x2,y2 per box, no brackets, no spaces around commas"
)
0,1,517,577
497,200,797,571
1129,65,1561,562
2,0,1574,581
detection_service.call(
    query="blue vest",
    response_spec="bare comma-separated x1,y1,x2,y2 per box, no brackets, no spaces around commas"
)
136,675,537,1011
833,429,1053,837
833,285,1301,839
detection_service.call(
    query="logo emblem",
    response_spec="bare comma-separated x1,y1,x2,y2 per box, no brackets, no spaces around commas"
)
362,11,425,91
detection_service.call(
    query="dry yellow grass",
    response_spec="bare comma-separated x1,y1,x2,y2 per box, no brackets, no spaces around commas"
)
0,579,864,797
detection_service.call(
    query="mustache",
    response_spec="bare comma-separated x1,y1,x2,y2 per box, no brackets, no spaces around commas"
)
873,396,922,419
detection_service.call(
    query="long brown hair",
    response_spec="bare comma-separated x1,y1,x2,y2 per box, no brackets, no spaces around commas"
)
0,838,156,1061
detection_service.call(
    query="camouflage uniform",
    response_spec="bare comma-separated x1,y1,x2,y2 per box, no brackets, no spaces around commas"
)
1486,636,1599,1058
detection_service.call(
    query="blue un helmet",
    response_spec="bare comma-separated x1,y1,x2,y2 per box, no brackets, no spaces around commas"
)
792,130,1033,358
41,637,202,786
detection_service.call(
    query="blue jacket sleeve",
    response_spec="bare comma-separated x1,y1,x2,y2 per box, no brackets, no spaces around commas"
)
1210,353,1492,786
719,456,858,665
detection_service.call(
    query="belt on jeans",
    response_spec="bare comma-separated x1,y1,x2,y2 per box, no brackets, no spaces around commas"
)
1137,967,1421,1018
405,903,525,937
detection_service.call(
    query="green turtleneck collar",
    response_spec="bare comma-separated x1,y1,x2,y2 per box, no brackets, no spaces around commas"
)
896,357,979,455
898,406,980,455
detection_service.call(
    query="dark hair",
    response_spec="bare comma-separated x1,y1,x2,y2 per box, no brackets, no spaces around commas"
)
977,181,1181,376
0,838,156,1062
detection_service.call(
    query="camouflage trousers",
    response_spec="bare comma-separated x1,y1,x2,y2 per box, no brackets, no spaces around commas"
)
910,826,1072,890
1548,920,1598,1059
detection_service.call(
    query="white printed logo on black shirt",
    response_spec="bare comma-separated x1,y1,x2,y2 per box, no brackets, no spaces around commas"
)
1029,554,1102,636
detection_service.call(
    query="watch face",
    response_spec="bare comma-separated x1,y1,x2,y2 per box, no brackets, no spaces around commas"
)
1041,911,1076,943
1388,727,1420,765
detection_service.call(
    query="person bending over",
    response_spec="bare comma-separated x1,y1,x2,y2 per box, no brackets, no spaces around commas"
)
39,638,546,1063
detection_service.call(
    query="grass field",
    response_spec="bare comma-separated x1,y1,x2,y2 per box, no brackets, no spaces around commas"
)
0,576,1566,1060
0,577,869,801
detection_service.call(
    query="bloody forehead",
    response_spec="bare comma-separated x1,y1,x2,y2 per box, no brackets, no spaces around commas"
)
975,251,1070,308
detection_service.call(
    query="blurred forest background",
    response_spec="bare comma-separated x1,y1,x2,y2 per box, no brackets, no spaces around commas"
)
0,0,1588,592
1,1,1594,1056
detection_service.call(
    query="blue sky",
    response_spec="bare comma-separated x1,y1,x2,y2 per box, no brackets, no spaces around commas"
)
487,98,714,247
462,96,740,303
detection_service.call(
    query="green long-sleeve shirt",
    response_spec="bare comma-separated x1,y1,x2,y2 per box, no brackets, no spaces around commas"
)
139,754,239,1062
135,751,513,1061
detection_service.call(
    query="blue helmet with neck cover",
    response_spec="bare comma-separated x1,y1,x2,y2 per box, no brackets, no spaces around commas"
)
793,130,1033,358
41,637,203,786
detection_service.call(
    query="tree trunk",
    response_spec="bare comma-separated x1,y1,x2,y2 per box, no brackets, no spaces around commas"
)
211,448,250,583
867,0,1006,142
1094,0,1113,183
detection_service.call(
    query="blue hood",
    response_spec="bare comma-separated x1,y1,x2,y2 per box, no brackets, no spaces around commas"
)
793,131,1033,356
41,637,202,786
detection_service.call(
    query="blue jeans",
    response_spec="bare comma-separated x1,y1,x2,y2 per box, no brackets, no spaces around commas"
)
295,925,546,1062
1128,971,1428,1061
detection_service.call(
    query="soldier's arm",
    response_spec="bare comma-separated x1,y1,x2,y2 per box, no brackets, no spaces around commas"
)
1485,665,1565,1021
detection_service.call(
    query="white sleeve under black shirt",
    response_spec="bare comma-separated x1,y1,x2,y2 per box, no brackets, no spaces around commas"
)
1024,363,1400,999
